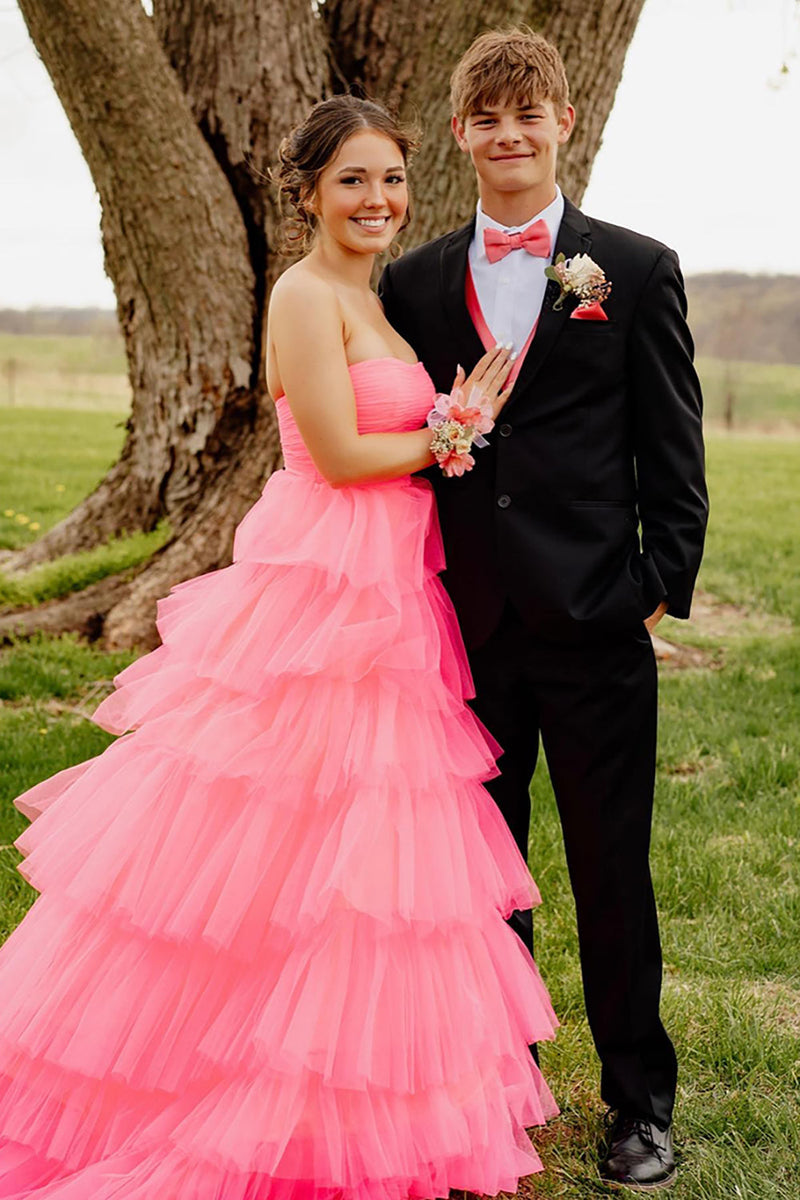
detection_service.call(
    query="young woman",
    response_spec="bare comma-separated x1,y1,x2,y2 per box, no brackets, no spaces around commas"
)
0,96,558,1200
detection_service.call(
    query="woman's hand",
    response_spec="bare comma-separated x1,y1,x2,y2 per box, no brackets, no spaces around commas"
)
452,344,516,420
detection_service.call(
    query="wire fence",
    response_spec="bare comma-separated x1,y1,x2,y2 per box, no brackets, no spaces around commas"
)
1,359,130,412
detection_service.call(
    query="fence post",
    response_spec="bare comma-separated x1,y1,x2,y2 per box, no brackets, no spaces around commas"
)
722,363,735,431
3,358,17,406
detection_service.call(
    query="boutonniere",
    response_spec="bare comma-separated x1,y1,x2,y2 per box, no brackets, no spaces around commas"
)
545,253,612,321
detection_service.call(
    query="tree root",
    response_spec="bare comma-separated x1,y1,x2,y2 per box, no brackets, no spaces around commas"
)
1,449,159,574
1,530,228,652
1,418,282,651
0,573,136,645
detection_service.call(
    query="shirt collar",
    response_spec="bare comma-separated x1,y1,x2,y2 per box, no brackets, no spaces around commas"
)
474,186,564,261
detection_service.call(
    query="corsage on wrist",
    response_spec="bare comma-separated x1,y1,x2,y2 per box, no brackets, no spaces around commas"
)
426,386,494,477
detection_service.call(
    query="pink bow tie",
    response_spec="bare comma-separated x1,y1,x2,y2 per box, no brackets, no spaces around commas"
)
483,219,551,264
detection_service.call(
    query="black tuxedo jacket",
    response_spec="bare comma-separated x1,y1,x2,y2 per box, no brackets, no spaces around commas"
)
379,198,709,648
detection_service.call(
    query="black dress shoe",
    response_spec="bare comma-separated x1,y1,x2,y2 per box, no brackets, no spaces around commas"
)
600,1112,676,1190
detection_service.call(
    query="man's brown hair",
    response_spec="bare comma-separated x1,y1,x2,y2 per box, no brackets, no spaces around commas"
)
450,26,570,121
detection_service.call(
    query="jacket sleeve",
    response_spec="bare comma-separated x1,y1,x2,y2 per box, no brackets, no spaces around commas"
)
628,247,709,619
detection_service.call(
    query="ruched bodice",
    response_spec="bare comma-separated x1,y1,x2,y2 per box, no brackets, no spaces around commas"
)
275,357,435,480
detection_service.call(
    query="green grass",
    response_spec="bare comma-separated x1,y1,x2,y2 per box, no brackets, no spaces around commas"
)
0,332,127,376
0,526,170,607
0,406,169,605
0,430,798,1198
0,636,135,940
697,357,800,430
695,438,800,624
0,408,129,551
0,333,130,411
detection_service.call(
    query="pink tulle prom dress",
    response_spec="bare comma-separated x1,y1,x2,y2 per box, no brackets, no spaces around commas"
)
0,358,558,1199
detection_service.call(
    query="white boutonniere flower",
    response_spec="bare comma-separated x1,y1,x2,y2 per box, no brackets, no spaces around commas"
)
545,252,612,321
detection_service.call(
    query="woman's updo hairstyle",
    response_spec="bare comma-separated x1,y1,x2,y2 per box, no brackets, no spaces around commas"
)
275,94,420,254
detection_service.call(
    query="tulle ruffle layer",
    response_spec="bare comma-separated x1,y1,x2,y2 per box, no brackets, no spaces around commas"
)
94,658,496,794
3,463,558,1197
0,1043,555,1200
0,898,555,1110
15,739,537,946
232,470,446,590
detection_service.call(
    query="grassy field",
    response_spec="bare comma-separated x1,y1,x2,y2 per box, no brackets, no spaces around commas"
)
0,332,129,411
0,403,798,1198
0,408,126,550
0,407,168,593
694,439,800,623
697,356,800,431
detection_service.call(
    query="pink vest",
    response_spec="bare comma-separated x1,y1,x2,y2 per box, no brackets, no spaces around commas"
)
464,263,538,387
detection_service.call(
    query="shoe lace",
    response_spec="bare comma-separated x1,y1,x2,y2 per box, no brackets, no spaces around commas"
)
603,1110,667,1163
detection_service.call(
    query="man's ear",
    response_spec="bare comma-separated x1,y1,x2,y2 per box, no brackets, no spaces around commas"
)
451,114,470,155
557,104,576,145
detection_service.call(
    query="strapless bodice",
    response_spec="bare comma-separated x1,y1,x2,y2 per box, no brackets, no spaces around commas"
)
275,357,435,481
233,355,445,589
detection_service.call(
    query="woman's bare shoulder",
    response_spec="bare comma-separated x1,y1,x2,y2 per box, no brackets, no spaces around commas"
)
269,261,340,321
267,263,348,397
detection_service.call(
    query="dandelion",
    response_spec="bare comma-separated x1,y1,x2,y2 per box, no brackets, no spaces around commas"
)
55,484,65,493
3,509,14,518
15,513,30,525
30,522,41,531
39,728,48,735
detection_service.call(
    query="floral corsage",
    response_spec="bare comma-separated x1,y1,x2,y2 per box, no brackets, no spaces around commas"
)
545,252,612,320
426,385,494,477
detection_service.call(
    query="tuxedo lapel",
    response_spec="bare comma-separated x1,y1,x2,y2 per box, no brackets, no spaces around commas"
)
438,219,486,369
507,198,592,404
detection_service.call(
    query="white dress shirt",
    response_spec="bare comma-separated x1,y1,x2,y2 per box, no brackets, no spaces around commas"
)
468,187,565,353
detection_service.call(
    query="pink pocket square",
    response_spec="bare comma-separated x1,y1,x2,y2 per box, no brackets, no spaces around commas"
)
570,301,609,321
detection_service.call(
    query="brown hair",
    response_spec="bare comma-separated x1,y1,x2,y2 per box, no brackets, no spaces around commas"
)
450,26,570,122
275,94,420,254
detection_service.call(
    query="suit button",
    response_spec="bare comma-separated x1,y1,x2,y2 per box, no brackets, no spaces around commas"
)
499,423,512,437
497,494,511,509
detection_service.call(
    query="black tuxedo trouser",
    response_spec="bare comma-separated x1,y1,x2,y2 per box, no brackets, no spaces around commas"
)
468,602,677,1130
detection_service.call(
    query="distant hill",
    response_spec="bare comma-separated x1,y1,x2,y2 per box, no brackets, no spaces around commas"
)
3,275,800,366
0,308,119,337
685,273,800,365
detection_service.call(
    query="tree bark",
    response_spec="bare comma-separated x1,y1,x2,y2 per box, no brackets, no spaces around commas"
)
154,0,331,291
8,0,646,648
543,0,647,201
14,0,258,570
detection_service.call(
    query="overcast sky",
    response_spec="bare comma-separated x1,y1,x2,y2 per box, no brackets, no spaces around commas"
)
1,0,799,307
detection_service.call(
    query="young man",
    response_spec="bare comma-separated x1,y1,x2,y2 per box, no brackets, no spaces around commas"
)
380,26,708,1192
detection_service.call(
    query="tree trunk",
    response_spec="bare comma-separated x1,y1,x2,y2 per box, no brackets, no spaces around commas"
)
543,0,647,200
7,0,645,648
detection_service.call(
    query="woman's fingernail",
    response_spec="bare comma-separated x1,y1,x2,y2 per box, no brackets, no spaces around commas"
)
505,341,513,350
456,363,462,373
494,342,503,350
510,352,519,361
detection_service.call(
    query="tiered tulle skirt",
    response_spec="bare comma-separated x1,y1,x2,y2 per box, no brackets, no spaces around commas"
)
0,468,558,1199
